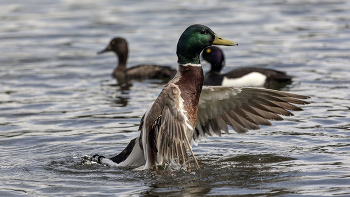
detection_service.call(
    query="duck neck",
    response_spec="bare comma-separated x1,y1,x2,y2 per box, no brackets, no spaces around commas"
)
177,53,201,65
112,50,128,78
210,63,222,74
115,50,128,71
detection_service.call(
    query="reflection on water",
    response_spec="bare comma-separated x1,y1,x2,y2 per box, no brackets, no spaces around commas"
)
1,0,350,196
100,79,132,107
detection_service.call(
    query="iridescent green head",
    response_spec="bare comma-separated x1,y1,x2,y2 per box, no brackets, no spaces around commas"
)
176,24,237,65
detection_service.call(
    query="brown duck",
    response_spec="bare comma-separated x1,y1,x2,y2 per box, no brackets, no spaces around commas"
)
98,37,176,82
92,24,309,170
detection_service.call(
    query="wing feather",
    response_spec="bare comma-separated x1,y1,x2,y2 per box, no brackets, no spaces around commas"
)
196,86,309,138
221,112,248,133
240,104,273,125
216,116,229,134
144,83,193,166
260,94,304,111
228,110,260,130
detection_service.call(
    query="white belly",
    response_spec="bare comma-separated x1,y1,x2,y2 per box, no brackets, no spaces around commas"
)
221,72,267,87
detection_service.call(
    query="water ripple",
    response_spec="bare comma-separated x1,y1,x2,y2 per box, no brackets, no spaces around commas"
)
1,0,350,196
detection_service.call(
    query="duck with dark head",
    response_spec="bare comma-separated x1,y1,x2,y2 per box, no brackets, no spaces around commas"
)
202,46,293,89
92,24,309,170
98,37,177,83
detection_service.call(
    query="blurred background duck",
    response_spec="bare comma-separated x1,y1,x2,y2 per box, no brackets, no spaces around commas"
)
201,46,293,89
98,37,177,82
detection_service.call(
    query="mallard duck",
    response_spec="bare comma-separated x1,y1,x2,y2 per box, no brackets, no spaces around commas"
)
98,37,177,82
202,46,293,89
92,24,309,170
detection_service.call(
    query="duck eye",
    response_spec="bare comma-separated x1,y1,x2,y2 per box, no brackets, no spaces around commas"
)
200,29,206,34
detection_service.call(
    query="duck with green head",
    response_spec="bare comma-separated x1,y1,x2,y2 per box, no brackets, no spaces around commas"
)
93,24,309,170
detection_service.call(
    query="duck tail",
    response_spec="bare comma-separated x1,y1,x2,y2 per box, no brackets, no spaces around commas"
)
93,137,145,167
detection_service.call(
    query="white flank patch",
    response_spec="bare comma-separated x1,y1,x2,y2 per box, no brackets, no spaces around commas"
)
141,107,152,170
179,63,201,67
222,72,267,87
99,137,145,168
178,95,193,131
118,138,145,166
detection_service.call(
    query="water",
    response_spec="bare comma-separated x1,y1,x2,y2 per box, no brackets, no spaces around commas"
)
1,0,350,196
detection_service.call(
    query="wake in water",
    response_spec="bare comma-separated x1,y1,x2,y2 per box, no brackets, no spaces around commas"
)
83,154,197,175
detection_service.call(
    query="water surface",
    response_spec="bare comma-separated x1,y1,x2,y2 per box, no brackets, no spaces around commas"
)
1,0,350,196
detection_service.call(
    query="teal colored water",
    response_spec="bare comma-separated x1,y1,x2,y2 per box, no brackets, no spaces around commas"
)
1,0,350,196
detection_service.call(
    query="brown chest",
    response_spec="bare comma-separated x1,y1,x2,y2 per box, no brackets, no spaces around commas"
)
175,65,204,127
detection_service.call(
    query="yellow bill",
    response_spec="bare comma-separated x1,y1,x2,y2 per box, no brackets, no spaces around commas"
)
213,34,238,46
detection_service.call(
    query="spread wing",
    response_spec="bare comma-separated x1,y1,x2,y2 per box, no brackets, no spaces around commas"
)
194,86,309,142
142,83,192,167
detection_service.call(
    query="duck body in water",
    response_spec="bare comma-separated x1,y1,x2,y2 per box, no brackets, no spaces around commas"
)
98,37,177,82
202,46,293,89
92,24,309,170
